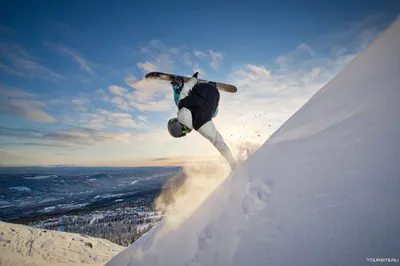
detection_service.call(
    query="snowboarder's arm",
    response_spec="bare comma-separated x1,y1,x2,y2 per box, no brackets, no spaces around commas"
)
197,121,237,170
178,76,197,103
177,107,193,130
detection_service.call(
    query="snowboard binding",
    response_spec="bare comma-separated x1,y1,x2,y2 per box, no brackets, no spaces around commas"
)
171,77,184,93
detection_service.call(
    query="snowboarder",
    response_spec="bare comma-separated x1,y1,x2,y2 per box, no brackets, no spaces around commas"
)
168,72,237,170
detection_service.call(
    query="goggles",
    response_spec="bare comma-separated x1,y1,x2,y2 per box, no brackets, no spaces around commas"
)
182,124,191,134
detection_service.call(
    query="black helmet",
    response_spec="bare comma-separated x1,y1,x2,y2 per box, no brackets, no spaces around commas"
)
168,118,191,138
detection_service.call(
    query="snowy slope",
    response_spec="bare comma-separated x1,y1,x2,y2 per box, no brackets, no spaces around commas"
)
0,221,124,266
107,19,400,266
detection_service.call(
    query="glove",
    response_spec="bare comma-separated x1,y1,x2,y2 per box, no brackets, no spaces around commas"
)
192,72,199,79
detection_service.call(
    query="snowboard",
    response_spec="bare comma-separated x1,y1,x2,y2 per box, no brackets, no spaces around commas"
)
145,71,237,93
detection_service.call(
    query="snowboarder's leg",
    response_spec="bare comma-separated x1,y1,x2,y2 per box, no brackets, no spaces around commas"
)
208,82,220,118
171,77,184,106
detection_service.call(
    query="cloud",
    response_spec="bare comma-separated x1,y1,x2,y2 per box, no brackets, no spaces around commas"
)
63,48,94,74
137,61,158,73
97,88,110,102
0,87,56,123
72,97,89,106
211,47,362,156
43,128,133,145
0,150,33,166
297,43,316,56
193,50,207,60
137,54,174,73
0,63,23,76
47,43,95,75
193,64,205,76
8,99,56,122
16,59,61,79
136,40,220,76
207,22,377,156
358,28,381,49
209,50,222,70
150,157,170,161
0,126,134,146
108,85,128,96
138,116,148,123
0,126,44,138
117,118,137,128
127,78,173,111
136,40,178,73
182,53,193,67
0,42,61,80
108,96,129,112
0,142,77,149
135,40,223,80
77,108,144,129
275,43,316,69
0,42,34,60
169,48,180,55
70,97,90,112
103,77,174,113
315,13,391,57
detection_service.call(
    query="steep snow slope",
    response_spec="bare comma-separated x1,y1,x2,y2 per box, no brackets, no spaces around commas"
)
0,221,124,266
107,19,400,266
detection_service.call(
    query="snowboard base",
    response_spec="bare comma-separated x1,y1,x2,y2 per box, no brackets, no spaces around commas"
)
145,72,237,93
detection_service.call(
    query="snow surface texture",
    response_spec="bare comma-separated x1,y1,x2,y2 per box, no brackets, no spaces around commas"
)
107,19,400,266
0,221,124,266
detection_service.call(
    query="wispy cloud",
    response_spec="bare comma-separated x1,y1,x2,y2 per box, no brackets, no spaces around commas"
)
210,15,388,154
137,53,174,73
99,73,174,114
46,43,95,75
72,97,89,106
193,50,207,60
0,126,134,146
275,42,316,69
68,106,146,130
0,63,23,76
136,40,177,73
182,53,193,67
0,42,61,80
138,115,148,123
193,64,205,76
134,40,223,80
191,49,223,71
90,109,140,129
209,50,222,70
213,33,373,153
120,77,173,112
297,43,316,56
71,97,90,112
0,142,77,149
169,48,180,55
0,87,56,123
137,61,158,73
62,47,94,75
316,13,390,57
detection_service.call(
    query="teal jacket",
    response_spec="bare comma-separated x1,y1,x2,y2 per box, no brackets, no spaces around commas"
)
173,86,219,117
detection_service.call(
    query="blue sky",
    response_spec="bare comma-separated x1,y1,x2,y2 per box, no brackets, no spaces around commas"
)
0,1,399,166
